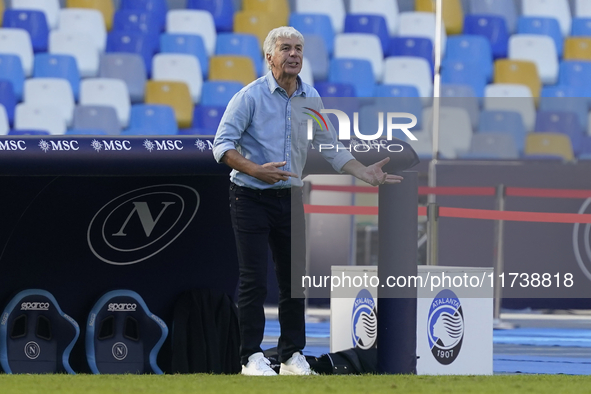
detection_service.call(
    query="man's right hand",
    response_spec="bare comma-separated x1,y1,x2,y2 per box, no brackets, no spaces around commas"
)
255,161,299,184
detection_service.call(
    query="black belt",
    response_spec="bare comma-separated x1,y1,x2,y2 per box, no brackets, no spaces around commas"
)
231,183,296,198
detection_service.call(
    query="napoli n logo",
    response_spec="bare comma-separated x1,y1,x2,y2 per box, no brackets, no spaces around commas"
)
427,289,464,365
351,289,377,349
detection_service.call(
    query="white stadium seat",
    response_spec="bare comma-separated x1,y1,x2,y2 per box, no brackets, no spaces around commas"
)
12,0,61,30
296,0,346,33
334,33,384,82
509,34,558,85
80,78,131,128
24,78,75,127
349,0,400,36
15,103,66,135
485,84,536,131
166,10,217,56
0,104,9,135
420,106,473,159
383,57,433,101
0,28,34,77
522,0,572,37
58,8,107,52
152,53,203,104
49,31,99,77
299,57,314,87
398,12,446,56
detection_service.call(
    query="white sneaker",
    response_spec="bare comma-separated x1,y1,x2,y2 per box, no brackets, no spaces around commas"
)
241,352,278,376
279,352,317,375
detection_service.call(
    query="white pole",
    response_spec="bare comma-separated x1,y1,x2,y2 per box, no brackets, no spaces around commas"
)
428,0,443,204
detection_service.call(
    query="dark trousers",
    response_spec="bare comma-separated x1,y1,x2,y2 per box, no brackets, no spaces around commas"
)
229,183,306,365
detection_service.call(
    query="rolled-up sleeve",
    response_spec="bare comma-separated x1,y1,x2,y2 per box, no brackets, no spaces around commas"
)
213,91,254,163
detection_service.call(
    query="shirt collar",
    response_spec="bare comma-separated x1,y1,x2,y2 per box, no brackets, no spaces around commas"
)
265,71,306,97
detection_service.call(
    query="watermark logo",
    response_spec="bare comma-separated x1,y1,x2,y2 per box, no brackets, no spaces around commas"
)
351,289,377,349
427,289,464,365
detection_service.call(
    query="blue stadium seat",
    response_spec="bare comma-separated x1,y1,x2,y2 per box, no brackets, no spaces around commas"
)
445,35,493,82
187,0,234,32
517,16,563,56
387,37,434,75
580,136,591,159
125,104,178,135
463,15,509,59
106,31,158,74
557,60,591,97
462,132,519,159
572,18,591,37
540,85,588,131
192,105,225,133
161,33,208,79
85,290,168,374
7,129,50,135
289,13,335,56
33,53,80,100
375,84,420,98
301,34,329,81
314,81,356,97
344,14,389,55
113,9,161,40
469,0,518,33
2,10,49,53
534,110,585,156
215,33,261,78
0,289,79,374
328,58,375,97
65,129,108,135
119,0,166,32
0,80,16,125
0,54,24,101
372,94,424,129
478,110,527,153
201,81,243,107
441,59,487,98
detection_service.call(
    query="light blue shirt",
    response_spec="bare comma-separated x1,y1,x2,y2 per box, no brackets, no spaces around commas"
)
213,72,355,189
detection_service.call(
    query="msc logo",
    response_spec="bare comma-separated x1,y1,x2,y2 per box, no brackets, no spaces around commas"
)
428,289,464,365
143,139,184,152
38,139,79,152
112,342,128,360
351,289,377,350
87,184,200,265
0,140,26,151
25,341,41,360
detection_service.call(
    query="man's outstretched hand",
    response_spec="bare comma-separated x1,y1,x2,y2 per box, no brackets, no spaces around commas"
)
342,157,404,187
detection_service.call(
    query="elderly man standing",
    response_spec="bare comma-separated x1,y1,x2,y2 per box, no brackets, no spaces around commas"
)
213,26,402,376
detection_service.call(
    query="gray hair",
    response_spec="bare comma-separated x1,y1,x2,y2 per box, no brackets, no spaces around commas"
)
262,26,305,70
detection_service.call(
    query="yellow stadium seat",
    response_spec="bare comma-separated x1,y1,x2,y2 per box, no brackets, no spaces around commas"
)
234,10,282,47
524,133,574,161
209,56,257,86
415,0,463,35
145,81,193,129
243,0,290,27
494,59,541,98
0,1,4,26
564,37,591,61
67,0,114,30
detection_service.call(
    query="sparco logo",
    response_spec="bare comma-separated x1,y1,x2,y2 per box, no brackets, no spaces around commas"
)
108,303,137,312
87,184,200,265
428,289,464,365
21,302,50,311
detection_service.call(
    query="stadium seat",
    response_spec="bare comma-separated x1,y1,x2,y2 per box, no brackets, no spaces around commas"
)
295,0,345,34
233,10,278,48
494,59,541,99
0,103,9,134
15,103,66,134
119,0,167,32
484,84,537,131
58,8,107,52
200,80,243,107
12,0,60,30
243,0,290,27
34,54,80,101
208,55,256,87
387,37,433,74
415,0,463,35
344,15,389,55
125,104,178,135
112,9,160,41
463,132,519,159
0,28,33,77
575,0,591,17
80,78,131,128
106,31,156,75
215,33,261,77
571,17,591,37
0,80,16,125
314,81,356,97
334,33,383,82
534,110,585,156
517,16,563,57
98,53,146,103
557,60,591,95
522,0,571,37
289,13,334,56
24,78,75,126
145,81,193,128
299,35,328,81
375,84,420,98
66,0,114,31
49,31,99,78
540,86,588,131
440,84,480,130
2,10,49,53
0,289,79,374
441,59,487,98
469,0,518,33
383,56,433,101
187,0,234,32
328,58,375,97
445,35,493,82
349,0,399,36
0,54,25,101
508,34,558,85
563,37,591,60
72,105,121,134
166,10,216,56
65,129,107,135
524,132,574,160
161,33,208,79
299,57,314,86
85,290,168,374
478,110,527,153
463,15,509,59
398,12,446,56
152,53,203,103
7,129,49,135
372,94,423,129
192,105,225,133
421,106,473,159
